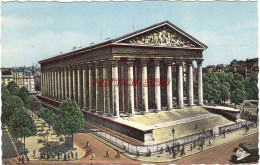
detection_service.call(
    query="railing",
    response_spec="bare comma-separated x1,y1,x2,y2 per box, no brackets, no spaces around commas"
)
85,120,255,156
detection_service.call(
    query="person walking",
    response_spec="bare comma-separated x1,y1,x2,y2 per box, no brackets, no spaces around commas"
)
137,151,140,158
71,151,74,159
64,153,67,161
26,156,30,163
190,144,193,151
33,149,36,157
92,152,95,160
89,147,92,155
181,147,186,156
105,150,110,158
75,152,78,160
160,147,163,154
22,155,24,164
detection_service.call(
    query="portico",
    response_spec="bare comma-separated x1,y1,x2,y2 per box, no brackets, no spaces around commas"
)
39,21,207,118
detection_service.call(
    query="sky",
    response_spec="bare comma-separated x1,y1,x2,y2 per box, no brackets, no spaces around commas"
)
1,1,258,67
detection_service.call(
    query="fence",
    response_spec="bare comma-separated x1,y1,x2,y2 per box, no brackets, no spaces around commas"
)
85,120,255,156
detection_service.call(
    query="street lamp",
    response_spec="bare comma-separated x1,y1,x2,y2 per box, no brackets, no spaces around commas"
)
172,127,175,146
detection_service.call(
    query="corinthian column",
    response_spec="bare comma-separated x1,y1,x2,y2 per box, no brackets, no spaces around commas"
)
64,66,68,99
187,60,194,106
95,62,100,112
52,70,55,99
111,60,119,117
60,67,64,101
82,63,87,109
77,65,82,108
166,60,173,110
197,60,204,106
68,65,72,99
127,60,135,115
88,64,93,110
177,60,184,109
72,65,77,103
57,68,61,101
154,59,161,111
141,59,149,114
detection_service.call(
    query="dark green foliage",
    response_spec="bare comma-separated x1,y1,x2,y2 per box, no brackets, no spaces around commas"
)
244,73,258,100
9,107,37,152
26,95,36,109
18,86,30,102
38,107,55,125
2,85,10,102
7,81,19,96
2,95,24,125
57,99,84,148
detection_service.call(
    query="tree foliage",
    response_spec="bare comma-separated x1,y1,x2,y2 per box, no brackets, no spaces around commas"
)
56,99,84,148
2,95,24,125
7,81,19,96
19,86,30,102
26,95,36,109
9,108,37,151
2,85,10,103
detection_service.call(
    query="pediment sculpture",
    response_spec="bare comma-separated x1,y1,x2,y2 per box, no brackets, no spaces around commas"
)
122,27,197,47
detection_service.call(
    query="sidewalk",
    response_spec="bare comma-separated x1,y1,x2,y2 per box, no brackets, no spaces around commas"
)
89,126,258,163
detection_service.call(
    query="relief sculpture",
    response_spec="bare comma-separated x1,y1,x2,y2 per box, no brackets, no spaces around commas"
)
126,27,196,47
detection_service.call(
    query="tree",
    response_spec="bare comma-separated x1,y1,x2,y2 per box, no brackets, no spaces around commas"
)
26,95,36,109
2,95,24,125
19,86,30,102
219,84,230,104
39,107,55,130
2,85,10,103
230,89,245,108
7,81,19,96
58,99,84,148
9,108,37,153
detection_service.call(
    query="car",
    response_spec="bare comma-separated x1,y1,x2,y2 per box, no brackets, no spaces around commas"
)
231,143,259,163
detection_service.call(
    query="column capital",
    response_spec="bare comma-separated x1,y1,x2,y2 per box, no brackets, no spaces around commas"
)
71,64,77,70
175,60,184,66
154,59,162,66
186,60,194,66
140,59,149,66
165,59,173,65
196,59,203,66
110,59,119,67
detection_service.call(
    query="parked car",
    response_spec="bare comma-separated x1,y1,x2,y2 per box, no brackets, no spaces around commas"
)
231,143,259,163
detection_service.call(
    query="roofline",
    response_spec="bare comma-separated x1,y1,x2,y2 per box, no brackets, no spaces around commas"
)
39,20,207,64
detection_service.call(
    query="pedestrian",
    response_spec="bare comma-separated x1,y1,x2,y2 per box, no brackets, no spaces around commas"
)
137,150,140,158
209,139,213,145
116,150,121,158
86,141,89,148
160,147,163,154
92,152,95,160
201,142,204,151
105,150,110,158
33,149,36,157
64,153,67,161
224,130,226,138
181,146,186,156
169,146,172,155
18,155,22,162
193,140,196,147
190,144,193,151
22,155,24,164
40,152,43,159
26,156,30,163
68,153,71,160
89,147,92,155
71,151,74,159
195,123,198,129
172,150,176,159
171,146,174,155
76,152,78,160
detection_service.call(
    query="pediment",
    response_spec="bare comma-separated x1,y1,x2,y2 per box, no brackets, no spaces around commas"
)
115,22,206,49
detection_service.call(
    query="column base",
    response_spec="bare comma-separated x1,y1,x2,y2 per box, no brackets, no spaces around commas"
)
167,108,174,111
188,104,196,107
178,106,184,109
199,104,205,107
153,109,162,113
128,113,135,117
143,111,149,115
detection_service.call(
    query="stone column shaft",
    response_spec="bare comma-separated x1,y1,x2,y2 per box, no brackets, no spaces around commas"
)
154,61,161,111
141,60,149,113
167,62,173,110
57,69,61,101
72,66,77,102
95,64,100,112
177,62,184,108
61,68,64,101
52,71,55,99
77,67,82,107
112,61,119,117
82,65,87,108
127,61,135,115
102,65,108,113
68,66,72,99
187,61,194,106
64,68,68,99
198,60,203,106
88,66,93,110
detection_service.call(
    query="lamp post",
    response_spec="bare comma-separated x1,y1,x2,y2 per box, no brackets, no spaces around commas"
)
172,127,175,146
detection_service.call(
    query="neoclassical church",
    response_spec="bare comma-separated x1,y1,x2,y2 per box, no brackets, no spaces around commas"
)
38,21,207,119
